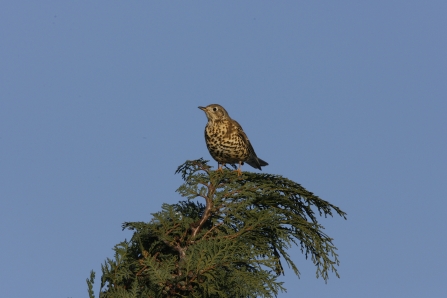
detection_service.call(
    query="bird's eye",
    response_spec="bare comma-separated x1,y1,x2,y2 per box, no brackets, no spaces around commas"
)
213,107,218,112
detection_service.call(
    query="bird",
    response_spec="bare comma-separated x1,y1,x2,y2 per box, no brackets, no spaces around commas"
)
198,104,268,175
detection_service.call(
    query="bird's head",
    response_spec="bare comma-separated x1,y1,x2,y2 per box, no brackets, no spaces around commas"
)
198,104,229,121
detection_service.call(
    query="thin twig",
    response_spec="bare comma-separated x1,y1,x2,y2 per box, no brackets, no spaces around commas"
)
202,222,223,239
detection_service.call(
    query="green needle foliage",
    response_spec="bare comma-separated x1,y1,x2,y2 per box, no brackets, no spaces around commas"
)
88,159,346,298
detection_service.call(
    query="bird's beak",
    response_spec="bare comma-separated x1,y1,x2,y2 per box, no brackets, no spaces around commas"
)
198,106,206,111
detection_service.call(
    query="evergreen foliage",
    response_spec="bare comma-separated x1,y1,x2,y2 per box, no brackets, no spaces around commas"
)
87,159,346,297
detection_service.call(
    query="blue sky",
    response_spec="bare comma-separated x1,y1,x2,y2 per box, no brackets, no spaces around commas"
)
1,1,446,297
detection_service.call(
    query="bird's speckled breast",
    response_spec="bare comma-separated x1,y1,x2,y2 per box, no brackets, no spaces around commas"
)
204,120,250,164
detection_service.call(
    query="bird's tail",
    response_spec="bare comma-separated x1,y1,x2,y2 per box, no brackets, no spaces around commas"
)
246,157,268,170
258,158,268,167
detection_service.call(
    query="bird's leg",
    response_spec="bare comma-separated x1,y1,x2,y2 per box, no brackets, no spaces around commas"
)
235,161,242,176
217,163,224,173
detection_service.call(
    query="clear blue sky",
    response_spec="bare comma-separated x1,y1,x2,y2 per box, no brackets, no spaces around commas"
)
1,1,446,297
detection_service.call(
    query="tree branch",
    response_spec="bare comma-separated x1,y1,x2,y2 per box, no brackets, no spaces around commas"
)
190,182,215,238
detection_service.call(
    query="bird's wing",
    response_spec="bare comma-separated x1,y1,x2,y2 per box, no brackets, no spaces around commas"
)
231,119,268,170
232,119,257,157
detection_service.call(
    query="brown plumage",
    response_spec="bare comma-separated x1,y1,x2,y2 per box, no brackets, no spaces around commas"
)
198,104,268,175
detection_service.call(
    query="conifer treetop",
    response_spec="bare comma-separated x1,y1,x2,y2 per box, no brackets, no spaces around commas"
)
88,159,347,298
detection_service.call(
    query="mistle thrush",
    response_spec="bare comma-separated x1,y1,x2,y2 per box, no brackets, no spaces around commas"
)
198,104,268,175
